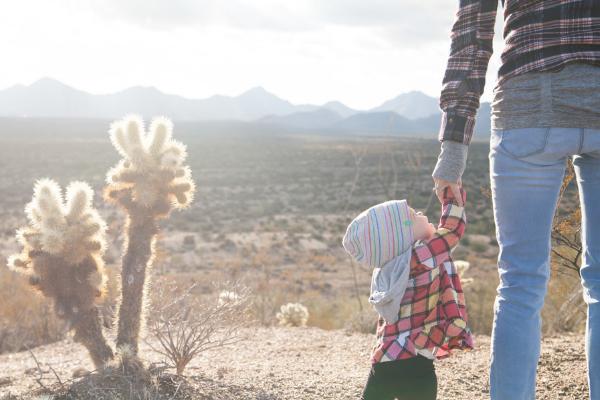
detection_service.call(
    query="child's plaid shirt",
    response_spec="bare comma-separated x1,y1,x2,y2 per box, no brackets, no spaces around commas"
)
370,186,474,364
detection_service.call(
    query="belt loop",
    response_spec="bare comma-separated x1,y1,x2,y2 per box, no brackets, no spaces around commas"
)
540,73,552,115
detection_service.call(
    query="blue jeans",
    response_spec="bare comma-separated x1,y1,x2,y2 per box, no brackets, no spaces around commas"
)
489,127,600,400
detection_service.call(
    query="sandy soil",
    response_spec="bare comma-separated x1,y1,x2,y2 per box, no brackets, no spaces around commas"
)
0,327,589,399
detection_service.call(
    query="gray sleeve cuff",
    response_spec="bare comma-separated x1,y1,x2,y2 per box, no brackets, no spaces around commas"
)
431,140,468,183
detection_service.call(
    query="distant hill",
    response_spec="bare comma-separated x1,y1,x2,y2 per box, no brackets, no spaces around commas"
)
370,90,440,119
263,104,491,139
330,111,414,134
0,78,308,121
259,108,344,130
321,101,357,118
0,78,492,139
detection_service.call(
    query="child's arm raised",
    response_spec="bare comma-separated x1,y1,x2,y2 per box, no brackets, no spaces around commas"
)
412,186,467,269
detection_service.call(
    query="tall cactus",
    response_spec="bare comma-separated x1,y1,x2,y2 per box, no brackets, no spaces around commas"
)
7,180,113,368
105,115,195,355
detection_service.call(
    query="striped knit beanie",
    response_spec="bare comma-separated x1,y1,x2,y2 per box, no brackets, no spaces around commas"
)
342,199,414,268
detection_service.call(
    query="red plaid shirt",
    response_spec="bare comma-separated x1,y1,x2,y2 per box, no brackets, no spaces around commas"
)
370,186,474,364
439,0,600,145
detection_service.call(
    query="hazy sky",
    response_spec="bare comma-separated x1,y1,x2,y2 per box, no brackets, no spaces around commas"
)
1,0,506,110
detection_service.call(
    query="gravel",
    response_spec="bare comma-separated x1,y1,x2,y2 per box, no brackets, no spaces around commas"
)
0,327,589,399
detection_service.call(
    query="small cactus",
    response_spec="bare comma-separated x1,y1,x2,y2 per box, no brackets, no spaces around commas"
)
218,290,239,306
276,302,309,327
104,115,195,355
454,260,474,286
8,179,113,368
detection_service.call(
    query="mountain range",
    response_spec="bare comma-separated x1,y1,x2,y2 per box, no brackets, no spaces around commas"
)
0,78,491,139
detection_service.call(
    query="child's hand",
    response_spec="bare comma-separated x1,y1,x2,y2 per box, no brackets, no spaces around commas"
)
433,177,463,206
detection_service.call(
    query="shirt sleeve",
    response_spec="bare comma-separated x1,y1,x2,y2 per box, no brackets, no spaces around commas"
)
412,187,467,269
431,140,469,183
438,0,498,146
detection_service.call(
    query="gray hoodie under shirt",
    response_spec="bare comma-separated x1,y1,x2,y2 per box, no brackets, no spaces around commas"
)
432,61,600,183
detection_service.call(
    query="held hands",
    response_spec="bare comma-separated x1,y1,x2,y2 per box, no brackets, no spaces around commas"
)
432,177,464,207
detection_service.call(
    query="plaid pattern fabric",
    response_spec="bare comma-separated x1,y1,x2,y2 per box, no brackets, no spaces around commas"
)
370,187,475,364
439,0,600,145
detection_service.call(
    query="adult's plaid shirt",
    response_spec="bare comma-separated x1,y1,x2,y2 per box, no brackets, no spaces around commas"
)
370,187,474,364
439,0,600,145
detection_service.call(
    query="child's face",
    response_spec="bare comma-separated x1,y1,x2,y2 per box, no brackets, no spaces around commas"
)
408,207,436,241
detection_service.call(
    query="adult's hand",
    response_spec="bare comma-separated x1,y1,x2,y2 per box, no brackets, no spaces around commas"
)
433,176,463,206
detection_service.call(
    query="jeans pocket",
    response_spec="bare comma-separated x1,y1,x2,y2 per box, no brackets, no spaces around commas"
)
498,127,551,158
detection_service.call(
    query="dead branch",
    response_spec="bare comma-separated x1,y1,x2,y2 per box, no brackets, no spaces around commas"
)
145,279,254,375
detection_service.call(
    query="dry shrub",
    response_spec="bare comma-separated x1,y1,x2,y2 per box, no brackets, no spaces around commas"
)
543,159,585,333
461,269,499,335
469,241,489,254
343,308,378,335
49,354,192,400
300,293,360,330
0,264,120,354
146,279,253,375
543,264,585,334
241,251,289,326
45,364,268,400
0,267,67,354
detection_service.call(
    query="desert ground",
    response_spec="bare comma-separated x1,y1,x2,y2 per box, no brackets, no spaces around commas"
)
0,118,589,398
0,327,589,399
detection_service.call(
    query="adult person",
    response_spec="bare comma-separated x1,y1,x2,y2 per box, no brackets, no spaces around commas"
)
430,1,600,399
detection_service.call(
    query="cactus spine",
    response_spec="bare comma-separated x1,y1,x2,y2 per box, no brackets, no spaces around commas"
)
7,180,113,368
105,115,195,355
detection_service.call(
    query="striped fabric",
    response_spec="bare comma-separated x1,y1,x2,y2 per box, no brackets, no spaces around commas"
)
370,187,475,364
439,0,600,145
342,199,414,269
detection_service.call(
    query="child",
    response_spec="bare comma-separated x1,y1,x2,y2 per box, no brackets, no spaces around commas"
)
342,186,474,400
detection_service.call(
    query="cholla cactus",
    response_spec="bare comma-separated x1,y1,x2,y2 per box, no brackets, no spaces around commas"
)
7,179,113,368
218,290,239,306
276,302,309,327
104,115,195,355
454,260,474,286
105,115,195,215
6,115,196,375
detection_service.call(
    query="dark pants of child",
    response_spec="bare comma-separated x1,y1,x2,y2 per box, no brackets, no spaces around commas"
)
361,355,437,400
